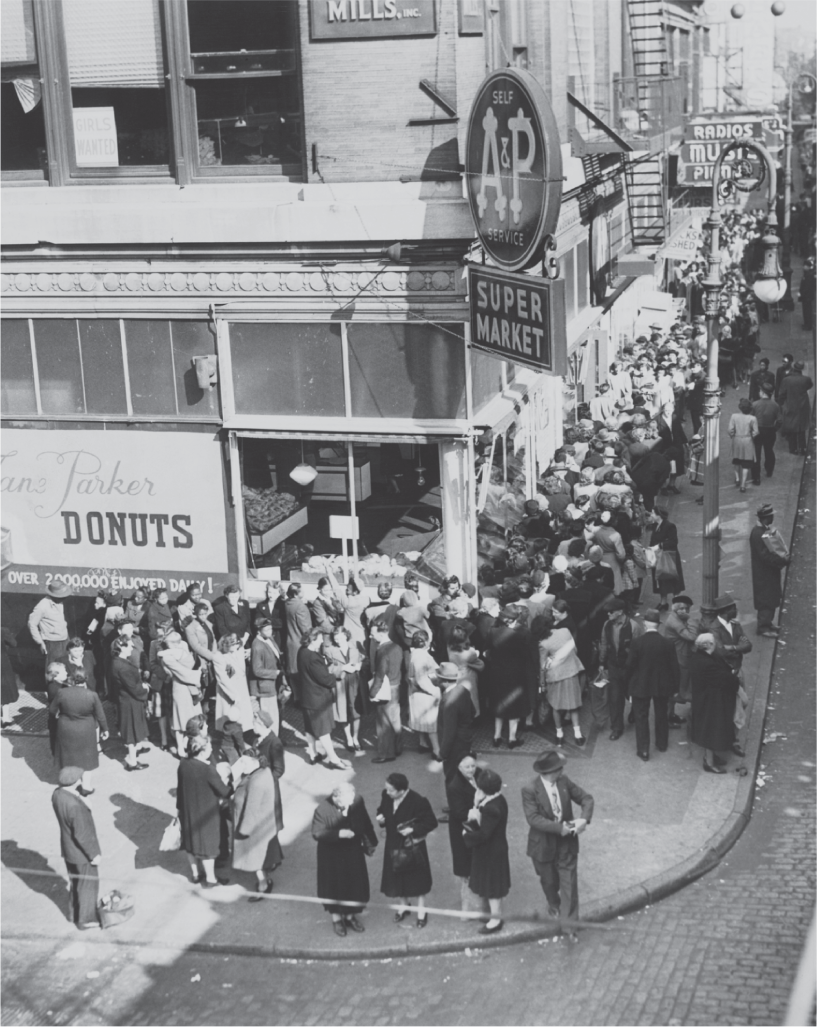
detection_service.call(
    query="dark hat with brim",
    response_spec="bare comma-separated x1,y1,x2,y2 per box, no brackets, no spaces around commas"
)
58,766,84,786
47,581,72,599
757,504,774,521
711,593,737,612
435,662,459,682
672,595,694,606
533,750,565,775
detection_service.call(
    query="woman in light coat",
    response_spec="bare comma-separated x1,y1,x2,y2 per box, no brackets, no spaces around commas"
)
407,634,441,758
535,614,586,747
325,625,364,755
728,397,758,492
158,631,204,756
231,747,284,897
212,633,255,760
591,511,627,594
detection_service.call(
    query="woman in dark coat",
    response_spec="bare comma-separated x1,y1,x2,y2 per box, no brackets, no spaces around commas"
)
58,637,98,693
689,634,739,774
177,733,232,886
446,752,487,911
463,768,511,934
284,584,313,705
376,772,438,928
111,637,151,771
649,506,685,610
46,661,69,754
49,672,108,795
484,606,537,747
297,627,348,769
1,627,19,726
312,782,378,937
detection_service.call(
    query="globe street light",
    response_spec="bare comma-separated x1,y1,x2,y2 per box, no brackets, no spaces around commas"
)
700,139,780,610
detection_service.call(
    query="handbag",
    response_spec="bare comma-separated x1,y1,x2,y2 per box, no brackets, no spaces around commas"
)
591,668,609,689
372,673,391,703
361,837,377,857
159,817,181,852
98,890,135,930
644,545,658,569
655,548,676,577
390,836,423,872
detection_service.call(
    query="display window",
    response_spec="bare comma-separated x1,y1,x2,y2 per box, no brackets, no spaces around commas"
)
238,436,446,587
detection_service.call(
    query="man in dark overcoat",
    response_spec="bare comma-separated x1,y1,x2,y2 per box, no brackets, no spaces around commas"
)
437,662,473,786
702,594,752,757
522,750,594,933
624,609,679,761
597,600,642,738
51,766,102,929
777,361,813,455
749,504,790,637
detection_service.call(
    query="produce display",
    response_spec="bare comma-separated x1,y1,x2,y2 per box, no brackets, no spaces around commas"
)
243,486,300,534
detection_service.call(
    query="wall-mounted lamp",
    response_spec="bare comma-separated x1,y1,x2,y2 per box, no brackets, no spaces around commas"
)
751,229,787,304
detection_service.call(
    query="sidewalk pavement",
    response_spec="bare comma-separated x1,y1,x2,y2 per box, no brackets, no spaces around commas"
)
2,279,813,962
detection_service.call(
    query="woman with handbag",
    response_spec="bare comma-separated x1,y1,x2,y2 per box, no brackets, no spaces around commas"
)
376,772,438,928
50,670,108,795
212,633,255,762
298,627,350,770
649,507,685,612
312,782,378,937
446,752,488,913
159,631,204,757
407,634,441,759
147,623,174,753
177,733,231,887
325,625,364,756
230,746,284,898
462,768,511,935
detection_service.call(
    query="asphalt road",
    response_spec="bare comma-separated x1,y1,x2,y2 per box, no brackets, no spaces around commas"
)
3,444,814,1027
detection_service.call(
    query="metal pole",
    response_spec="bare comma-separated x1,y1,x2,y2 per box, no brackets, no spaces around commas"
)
783,86,793,268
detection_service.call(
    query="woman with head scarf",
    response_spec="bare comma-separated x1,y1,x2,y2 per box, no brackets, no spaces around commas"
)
50,669,108,795
649,507,685,611
462,768,511,934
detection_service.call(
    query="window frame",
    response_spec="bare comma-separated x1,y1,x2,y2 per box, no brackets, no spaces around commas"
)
3,0,306,186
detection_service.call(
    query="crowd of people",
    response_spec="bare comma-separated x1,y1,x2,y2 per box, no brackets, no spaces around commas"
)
6,208,811,937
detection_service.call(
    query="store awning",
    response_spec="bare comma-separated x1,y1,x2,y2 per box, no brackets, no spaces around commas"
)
233,430,469,445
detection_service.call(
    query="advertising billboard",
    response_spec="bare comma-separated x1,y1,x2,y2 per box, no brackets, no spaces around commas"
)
1,428,230,595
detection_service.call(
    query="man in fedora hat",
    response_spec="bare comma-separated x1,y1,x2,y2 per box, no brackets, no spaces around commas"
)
369,619,404,763
29,581,72,667
624,609,680,762
749,505,789,638
52,765,102,930
522,750,594,934
437,661,473,787
705,594,752,757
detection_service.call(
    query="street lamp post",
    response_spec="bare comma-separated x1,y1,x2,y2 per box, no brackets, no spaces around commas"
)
701,139,783,611
783,72,817,265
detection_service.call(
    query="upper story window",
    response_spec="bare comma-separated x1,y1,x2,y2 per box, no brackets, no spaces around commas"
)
0,0,304,185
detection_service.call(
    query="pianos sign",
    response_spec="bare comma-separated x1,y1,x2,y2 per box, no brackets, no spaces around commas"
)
469,266,567,375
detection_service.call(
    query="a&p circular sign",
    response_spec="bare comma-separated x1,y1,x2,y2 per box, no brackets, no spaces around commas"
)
465,68,563,272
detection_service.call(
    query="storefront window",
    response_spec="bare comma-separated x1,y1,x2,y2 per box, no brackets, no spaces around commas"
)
125,320,177,415
347,322,467,419
34,319,85,415
0,320,37,414
230,323,345,416
185,0,301,173
62,0,171,170
476,425,529,571
169,321,221,417
78,319,127,415
240,436,444,585
1,0,46,176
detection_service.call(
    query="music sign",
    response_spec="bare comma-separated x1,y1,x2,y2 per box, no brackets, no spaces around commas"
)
678,115,783,186
465,69,562,272
469,265,567,375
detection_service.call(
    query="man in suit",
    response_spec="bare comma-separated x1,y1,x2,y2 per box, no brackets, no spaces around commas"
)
51,765,102,930
522,750,594,936
597,599,642,738
703,593,752,758
624,609,680,761
750,504,789,638
437,661,473,786
369,619,403,763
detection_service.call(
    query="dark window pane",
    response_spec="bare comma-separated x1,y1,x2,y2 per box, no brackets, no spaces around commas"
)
71,88,170,166
471,350,502,416
193,79,301,168
34,320,85,415
563,249,576,322
1,319,37,413
77,320,127,414
187,1,295,53
348,323,466,419
577,239,589,312
230,323,344,416
1,81,46,172
170,321,220,417
125,320,177,415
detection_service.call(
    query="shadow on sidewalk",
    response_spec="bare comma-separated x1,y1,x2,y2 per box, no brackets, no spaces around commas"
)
1,839,71,921
5,734,58,786
109,793,181,873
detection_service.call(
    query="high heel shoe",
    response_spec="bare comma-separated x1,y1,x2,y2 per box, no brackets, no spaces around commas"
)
416,915,428,929
703,760,726,774
393,910,410,923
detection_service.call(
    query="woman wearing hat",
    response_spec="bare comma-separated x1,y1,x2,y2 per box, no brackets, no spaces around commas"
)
462,768,511,934
111,636,151,772
445,752,486,912
688,634,740,774
159,631,204,757
649,507,685,612
230,742,284,898
534,614,586,747
777,361,813,455
484,606,537,749
325,625,364,755
50,669,109,795
407,634,441,759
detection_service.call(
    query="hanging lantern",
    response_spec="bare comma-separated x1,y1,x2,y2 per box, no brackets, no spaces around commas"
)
289,441,318,486
751,229,787,305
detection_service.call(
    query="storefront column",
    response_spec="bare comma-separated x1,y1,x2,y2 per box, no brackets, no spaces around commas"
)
439,439,474,585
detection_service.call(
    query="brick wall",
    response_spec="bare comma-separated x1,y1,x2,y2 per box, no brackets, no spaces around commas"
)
301,0,485,183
